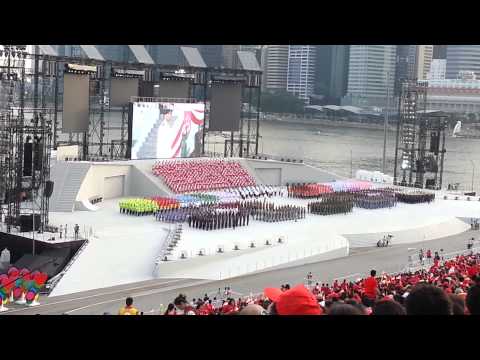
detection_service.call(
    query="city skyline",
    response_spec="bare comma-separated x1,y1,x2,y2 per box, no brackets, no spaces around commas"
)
33,44,480,112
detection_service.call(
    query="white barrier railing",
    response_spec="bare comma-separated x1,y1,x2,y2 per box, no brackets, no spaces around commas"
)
403,246,480,273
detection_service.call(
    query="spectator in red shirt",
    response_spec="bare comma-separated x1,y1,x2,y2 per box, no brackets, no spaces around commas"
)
197,300,215,315
206,299,215,314
467,264,478,278
363,270,379,306
322,284,331,296
221,299,236,314
174,294,196,315
164,303,176,315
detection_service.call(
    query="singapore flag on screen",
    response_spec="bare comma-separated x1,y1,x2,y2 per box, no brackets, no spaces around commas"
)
132,102,204,159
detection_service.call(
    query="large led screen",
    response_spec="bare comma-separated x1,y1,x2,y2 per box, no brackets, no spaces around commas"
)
131,102,204,159
62,73,90,132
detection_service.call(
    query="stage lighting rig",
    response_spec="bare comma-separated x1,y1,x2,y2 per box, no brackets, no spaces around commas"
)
112,68,145,79
160,71,195,81
211,74,246,84
64,63,97,75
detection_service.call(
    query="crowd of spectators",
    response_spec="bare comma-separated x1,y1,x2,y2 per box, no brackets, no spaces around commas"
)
118,250,480,315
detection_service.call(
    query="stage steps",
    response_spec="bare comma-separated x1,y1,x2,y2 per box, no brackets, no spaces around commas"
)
137,121,160,159
50,162,91,212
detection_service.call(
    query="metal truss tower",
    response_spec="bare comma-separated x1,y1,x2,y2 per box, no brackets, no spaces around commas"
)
393,79,447,189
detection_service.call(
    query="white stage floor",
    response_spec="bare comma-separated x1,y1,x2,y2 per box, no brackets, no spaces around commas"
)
49,200,169,296
48,195,476,296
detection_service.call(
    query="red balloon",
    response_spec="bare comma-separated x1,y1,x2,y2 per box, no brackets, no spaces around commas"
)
8,267,18,276
20,268,29,276
5,279,14,292
1,279,9,290
39,273,48,284
33,273,48,285
25,291,35,302
13,288,22,299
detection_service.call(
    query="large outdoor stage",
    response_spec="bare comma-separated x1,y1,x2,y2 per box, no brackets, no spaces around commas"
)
41,158,477,297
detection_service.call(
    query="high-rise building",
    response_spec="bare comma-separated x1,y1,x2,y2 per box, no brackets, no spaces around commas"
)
344,45,397,108
428,59,447,80
314,46,333,98
433,45,447,59
286,45,316,103
395,45,433,88
416,45,434,80
262,45,289,91
395,45,417,90
329,45,350,102
313,45,349,104
446,45,480,79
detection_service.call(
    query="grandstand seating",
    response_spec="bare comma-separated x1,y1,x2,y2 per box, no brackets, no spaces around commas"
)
152,159,256,193
163,250,480,315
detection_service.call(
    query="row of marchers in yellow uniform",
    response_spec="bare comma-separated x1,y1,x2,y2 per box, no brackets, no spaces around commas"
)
119,198,164,215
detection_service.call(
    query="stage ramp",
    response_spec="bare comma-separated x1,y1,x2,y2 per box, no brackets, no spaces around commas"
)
50,162,91,212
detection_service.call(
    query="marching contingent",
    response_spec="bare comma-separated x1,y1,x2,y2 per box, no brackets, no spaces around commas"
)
254,203,306,222
354,189,397,209
228,185,286,200
396,191,435,204
118,180,437,229
119,198,160,216
308,199,354,215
